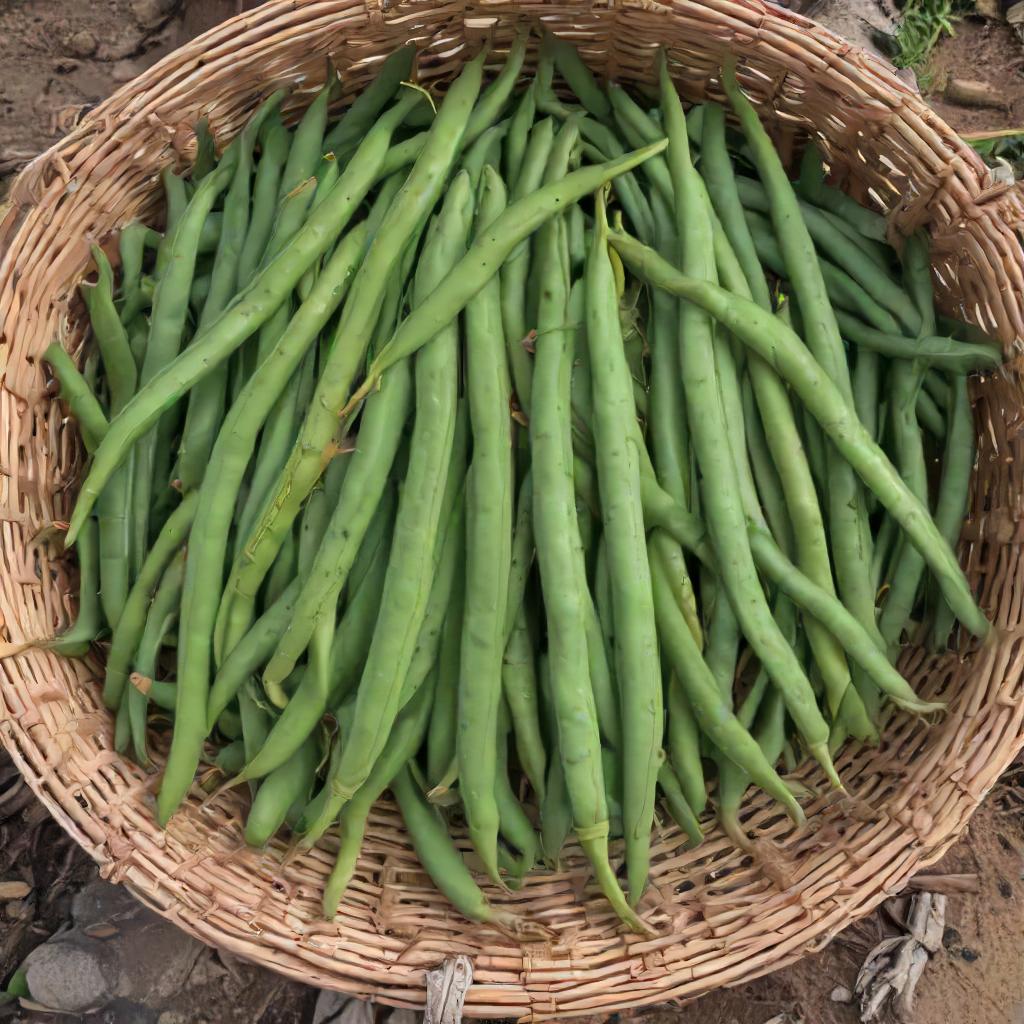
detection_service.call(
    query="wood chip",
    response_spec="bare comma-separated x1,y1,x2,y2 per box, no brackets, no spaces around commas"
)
907,873,980,894
945,78,1009,110
0,881,32,899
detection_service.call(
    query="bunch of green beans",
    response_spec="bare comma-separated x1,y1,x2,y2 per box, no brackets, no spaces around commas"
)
32,35,999,935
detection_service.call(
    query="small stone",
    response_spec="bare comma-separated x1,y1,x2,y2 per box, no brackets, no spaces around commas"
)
961,947,980,962
5,900,31,920
54,57,79,74
942,926,962,950
0,880,31,899
829,986,853,1004
23,940,116,1013
65,29,98,58
157,1012,189,1024
998,878,1013,899
110,60,147,84
130,0,179,30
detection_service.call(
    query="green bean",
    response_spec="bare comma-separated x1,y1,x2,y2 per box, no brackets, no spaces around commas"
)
461,120,509,190
916,386,946,439
877,233,936,650
327,488,396,702
853,347,882,444
742,378,794,556
664,59,836,783
322,667,437,916
501,604,546,799
665,667,705,815
129,674,176,712
834,310,1000,371
504,472,534,640
196,213,223,255
815,204,892,271
871,513,898,594
937,312,999,348
309,471,465,847
101,492,197,707
734,176,920,333
345,141,667,421
132,147,241,566
930,374,976,648
649,540,804,822
118,223,160,329
547,33,612,120
427,570,465,789
747,527,942,712
263,527,297,610
114,688,132,755
322,45,416,155
504,81,536,189
258,300,414,691
213,739,246,777
205,579,301,727
610,231,990,640
692,578,732,704
646,190,692,509
236,115,291,288
501,117,555,413
531,205,645,930
231,340,318,570
746,215,901,335
657,762,703,847
585,193,661,905
297,155,342,301
707,109,866,729
390,764,544,938
322,173,472,822
81,246,137,411
64,94,419,550
263,79,336,264
244,736,319,847
716,600,792,851
724,70,887,712
372,34,526,182
128,547,186,767
192,118,217,181
587,535,622,751
154,221,369,826
179,93,286,494
155,169,187,277
238,684,270,785
42,517,102,657
494,697,538,882
458,168,516,884
44,343,108,452
797,144,889,242
226,58,486,615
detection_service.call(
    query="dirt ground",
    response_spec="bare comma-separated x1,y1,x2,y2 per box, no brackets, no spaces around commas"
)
2,2,1024,1023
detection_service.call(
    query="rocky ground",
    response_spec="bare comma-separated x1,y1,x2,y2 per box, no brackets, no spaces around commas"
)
2,1,1024,1022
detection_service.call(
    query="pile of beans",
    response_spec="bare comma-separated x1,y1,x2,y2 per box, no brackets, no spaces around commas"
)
41,34,997,933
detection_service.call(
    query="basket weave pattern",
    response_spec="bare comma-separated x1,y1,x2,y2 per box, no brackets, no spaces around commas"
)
2,1,1024,1016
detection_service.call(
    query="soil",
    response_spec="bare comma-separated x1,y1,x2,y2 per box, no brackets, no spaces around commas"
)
925,15,1024,135
2,2,1024,1023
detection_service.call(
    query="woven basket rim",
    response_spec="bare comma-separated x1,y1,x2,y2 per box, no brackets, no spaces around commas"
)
2,1,1024,1017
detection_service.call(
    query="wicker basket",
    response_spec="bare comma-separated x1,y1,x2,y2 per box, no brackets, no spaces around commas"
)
2,0,1024,1016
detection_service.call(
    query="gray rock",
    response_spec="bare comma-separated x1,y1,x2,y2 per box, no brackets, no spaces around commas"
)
130,0,179,30
313,991,375,1024
65,29,98,58
24,881,203,1013
23,939,117,1013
